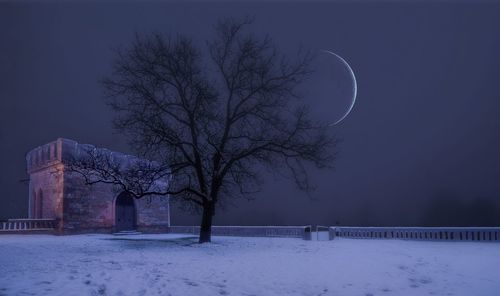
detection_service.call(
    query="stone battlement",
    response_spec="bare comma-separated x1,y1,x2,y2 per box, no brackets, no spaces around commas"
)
26,138,64,173
26,138,150,174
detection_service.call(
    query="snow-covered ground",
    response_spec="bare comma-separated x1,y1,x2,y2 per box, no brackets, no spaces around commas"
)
1,234,499,296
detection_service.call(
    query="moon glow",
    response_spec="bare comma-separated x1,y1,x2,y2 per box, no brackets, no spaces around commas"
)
321,50,358,126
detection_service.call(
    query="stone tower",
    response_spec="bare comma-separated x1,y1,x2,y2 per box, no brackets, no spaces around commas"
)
26,138,170,234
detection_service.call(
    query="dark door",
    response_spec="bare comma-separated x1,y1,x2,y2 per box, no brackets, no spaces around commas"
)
115,192,136,231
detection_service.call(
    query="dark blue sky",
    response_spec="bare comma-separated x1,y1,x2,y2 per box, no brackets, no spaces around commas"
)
1,1,500,226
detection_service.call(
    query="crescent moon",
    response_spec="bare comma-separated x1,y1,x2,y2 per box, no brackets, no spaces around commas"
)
322,50,358,126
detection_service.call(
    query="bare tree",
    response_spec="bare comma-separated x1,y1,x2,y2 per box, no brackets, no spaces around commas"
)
69,18,336,243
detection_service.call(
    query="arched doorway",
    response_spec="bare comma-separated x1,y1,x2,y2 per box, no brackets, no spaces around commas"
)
115,192,136,231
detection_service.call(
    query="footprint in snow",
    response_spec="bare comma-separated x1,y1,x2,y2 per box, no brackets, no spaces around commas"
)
36,281,51,285
419,277,432,284
212,282,226,288
96,284,106,295
183,279,198,287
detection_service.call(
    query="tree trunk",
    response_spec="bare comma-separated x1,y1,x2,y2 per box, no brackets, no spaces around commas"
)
199,202,214,243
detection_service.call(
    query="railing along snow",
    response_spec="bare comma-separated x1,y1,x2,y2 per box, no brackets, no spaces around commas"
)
0,219,56,231
330,226,500,242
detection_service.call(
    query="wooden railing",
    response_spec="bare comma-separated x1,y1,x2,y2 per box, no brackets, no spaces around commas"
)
0,219,56,232
330,227,500,242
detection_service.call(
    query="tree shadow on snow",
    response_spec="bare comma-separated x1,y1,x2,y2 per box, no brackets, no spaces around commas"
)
102,236,200,249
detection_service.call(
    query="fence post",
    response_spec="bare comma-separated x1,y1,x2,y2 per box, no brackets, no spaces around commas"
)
303,226,312,240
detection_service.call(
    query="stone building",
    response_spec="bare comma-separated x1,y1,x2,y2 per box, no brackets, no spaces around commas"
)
26,138,170,234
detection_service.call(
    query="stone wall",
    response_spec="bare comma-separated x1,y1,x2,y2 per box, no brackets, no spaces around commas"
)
62,172,116,233
169,225,310,239
26,140,64,230
136,196,170,228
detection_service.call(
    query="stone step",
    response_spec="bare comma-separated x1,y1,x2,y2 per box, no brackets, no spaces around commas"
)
113,230,143,236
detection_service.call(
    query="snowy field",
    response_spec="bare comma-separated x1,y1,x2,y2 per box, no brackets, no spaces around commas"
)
1,234,499,296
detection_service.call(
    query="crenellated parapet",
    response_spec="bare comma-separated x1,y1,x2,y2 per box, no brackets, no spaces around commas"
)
26,138,94,173
26,138,152,174
26,138,64,174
